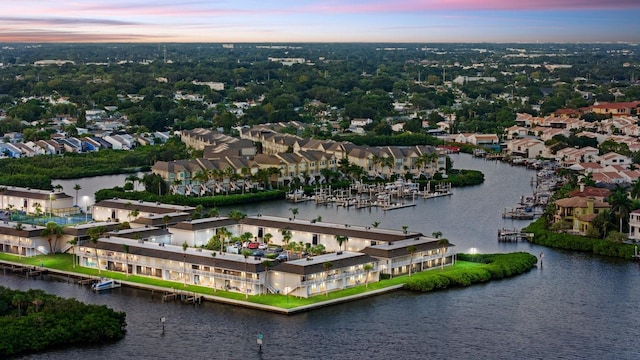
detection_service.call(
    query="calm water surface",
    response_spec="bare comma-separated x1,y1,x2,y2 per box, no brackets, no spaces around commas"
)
4,154,640,360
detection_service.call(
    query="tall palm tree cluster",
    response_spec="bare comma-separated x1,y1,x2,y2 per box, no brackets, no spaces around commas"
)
172,166,281,196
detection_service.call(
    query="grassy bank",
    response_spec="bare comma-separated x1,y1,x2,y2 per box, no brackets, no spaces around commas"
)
0,252,537,309
404,252,538,292
524,219,636,259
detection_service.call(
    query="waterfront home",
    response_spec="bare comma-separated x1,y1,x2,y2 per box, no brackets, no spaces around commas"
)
628,210,640,242
269,251,380,298
361,236,455,277
77,236,269,295
92,198,195,223
0,186,75,217
0,221,47,256
554,197,610,234
505,138,548,161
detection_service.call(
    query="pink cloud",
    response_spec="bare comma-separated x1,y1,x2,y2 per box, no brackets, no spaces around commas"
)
303,0,640,13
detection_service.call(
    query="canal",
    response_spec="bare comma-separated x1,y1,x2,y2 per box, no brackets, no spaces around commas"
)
4,154,640,359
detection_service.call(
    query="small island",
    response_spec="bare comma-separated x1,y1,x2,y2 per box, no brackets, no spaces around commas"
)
0,286,126,358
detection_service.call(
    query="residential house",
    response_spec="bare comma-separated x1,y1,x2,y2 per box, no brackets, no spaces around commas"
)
628,209,640,242
554,196,609,234
505,138,547,160
598,152,631,168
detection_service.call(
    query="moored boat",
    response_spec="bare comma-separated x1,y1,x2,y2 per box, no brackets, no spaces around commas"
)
91,278,121,291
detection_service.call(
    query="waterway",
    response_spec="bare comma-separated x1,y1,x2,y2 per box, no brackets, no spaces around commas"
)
4,154,640,359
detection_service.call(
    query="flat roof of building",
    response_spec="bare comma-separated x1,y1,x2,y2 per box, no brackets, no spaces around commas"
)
94,199,196,214
274,251,376,275
242,215,420,242
93,236,267,273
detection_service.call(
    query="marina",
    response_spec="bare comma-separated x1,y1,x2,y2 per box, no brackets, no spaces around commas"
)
312,180,452,210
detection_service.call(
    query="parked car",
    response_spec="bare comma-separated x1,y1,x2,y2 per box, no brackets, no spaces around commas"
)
248,242,260,249
276,253,289,262
274,246,283,253
258,243,268,250
252,250,265,257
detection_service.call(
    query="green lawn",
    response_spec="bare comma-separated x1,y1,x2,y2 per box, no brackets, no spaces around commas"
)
0,253,485,309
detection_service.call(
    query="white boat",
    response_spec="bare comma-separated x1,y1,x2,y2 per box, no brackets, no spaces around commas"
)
91,278,121,291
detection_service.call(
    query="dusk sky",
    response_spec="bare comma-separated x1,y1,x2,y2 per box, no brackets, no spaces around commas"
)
1,1,639,43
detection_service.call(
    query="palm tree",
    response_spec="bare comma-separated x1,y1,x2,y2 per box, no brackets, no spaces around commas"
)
335,235,348,252
242,249,253,299
289,207,299,220
73,184,82,206
67,238,78,268
128,208,140,222
122,244,130,277
208,207,220,218
228,209,246,221
182,241,189,286
407,245,417,276
241,167,250,194
630,178,640,200
363,263,373,288
41,221,63,254
87,226,106,274
286,242,299,259
323,261,333,296
263,233,273,247
437,238,450,269
379,156,394,178
12,293,26,316
7,204,14,221
125,174,140,190
609,185,632,232
371,221,381,228
432,231,443,239
402,225,409,234
280,228,292,254
163,215,171,229
217,227,232,253
33,202,43,223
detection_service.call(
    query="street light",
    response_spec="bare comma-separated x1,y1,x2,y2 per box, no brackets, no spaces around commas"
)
83,196,90,223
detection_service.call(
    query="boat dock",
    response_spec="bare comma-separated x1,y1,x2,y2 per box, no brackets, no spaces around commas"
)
498,228,534,242
502,207,543,220
313,180,438,211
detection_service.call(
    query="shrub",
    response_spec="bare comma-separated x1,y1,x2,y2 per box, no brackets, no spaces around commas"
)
404,252,537,292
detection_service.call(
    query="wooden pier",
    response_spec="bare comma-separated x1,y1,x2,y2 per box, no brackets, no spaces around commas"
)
498,228,534,242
